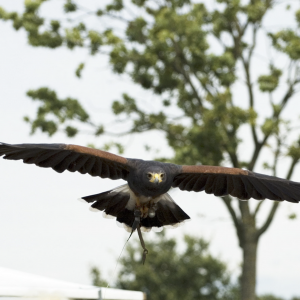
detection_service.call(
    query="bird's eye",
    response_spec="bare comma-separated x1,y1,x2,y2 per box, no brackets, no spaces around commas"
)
161,173,164,178
147,173,152,179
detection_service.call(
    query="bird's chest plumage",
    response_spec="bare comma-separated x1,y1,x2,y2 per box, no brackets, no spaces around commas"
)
128,175,171,197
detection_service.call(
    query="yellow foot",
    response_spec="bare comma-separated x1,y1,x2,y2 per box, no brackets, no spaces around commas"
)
134,204,149,219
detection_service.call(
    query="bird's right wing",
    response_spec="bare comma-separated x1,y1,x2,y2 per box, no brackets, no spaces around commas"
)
0,143,131,180
172,165,300,203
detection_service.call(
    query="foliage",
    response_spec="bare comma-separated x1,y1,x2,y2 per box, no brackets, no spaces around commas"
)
117,233,238,300
256,295,300,300
24,87,90,137
90,266,108,287
257,295,285,300
2,1,300,299
1,0,299,168
90,234,300,300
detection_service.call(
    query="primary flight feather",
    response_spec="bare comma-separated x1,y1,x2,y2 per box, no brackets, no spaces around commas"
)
0,142,299,232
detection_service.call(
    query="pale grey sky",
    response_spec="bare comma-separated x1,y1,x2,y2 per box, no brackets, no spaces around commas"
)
1,1,300,298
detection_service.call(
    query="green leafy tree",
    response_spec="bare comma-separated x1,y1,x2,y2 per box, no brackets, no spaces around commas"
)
90,267,108,287
117,233,238,300
2,1,300,299
90,235,299,300
90,240,300,300
256,295,300,300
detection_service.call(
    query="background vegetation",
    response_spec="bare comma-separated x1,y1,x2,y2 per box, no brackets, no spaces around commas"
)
1,1,300,299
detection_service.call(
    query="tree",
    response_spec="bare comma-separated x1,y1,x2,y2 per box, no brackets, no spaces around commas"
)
257,295,300,300
90,238,300,300
257,295,284,300
90,267,108,287
97,233,238,300
1,1,300,299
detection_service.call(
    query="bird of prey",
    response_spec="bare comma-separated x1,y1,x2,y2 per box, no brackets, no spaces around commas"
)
1,142,300,232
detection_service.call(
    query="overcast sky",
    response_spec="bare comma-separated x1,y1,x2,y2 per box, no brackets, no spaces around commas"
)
1,1,300,298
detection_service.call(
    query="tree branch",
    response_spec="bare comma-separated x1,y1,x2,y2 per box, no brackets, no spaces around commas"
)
240,25,259,147
223,142,239,168
170,40,204,109
248,81,297,171
286,158,299,181
221,196,242,239
239,200,251,220
256,201,279,238
253,200,264,218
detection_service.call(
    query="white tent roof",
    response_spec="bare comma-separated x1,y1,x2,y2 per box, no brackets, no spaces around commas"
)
0,267,145,300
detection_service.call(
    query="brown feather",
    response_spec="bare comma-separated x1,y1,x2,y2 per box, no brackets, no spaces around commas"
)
173,165,300,203
65,144,127,165
181,165,248,175
0,143,130,180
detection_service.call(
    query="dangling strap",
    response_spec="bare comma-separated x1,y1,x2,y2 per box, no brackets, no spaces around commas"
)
128,209,142,240
136,223,148,265
127,209,148,264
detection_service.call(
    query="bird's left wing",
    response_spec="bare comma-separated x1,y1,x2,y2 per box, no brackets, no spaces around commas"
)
172,165,300,203
0,143,131,180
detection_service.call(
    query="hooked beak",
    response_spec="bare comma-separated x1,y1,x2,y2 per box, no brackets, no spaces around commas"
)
149,173,163,184
153,175,160,184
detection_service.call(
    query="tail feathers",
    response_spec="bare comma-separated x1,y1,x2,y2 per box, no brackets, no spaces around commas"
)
81,184,130,217
116,196,190,231
82,185,190,231
155,200,190,227
116,209,135,229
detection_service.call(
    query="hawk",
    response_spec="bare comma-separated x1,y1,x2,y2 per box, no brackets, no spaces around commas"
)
1,142,299,232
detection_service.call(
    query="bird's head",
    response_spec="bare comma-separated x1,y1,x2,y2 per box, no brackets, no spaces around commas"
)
145,168,166,185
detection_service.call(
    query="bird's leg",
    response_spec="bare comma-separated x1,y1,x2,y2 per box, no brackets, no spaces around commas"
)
135,196,141,208
135,196,148,218
131,209,142,232
141,205,149,218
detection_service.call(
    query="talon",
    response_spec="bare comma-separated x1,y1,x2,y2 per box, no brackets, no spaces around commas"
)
142,248,148,265
142,205,149,218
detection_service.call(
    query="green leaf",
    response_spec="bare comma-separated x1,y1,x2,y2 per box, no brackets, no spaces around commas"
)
26,87,89,136
90,267,108,287
64,0,77,13
88,30,103,54
270,30,300,60
288,213,297,220
106,0,123,12
288,140,300,160
95,125,104,136
65,126,78,137
103,142,124,154
75,62,85,78
296,9,300,25
24,0,46,13
65,27,84,49
258,66,282,93
131,0,147,7
261,118,276,136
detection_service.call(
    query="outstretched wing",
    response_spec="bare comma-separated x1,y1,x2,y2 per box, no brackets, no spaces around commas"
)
172,165,300,203
0,143,131,180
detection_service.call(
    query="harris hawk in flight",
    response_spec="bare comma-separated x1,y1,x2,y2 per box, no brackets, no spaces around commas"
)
0,142,300,232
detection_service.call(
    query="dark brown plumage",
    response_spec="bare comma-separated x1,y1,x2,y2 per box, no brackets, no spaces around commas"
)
0,142,299,232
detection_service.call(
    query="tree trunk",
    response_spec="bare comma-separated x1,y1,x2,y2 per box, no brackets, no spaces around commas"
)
236,201,259,300
240,238,258,300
